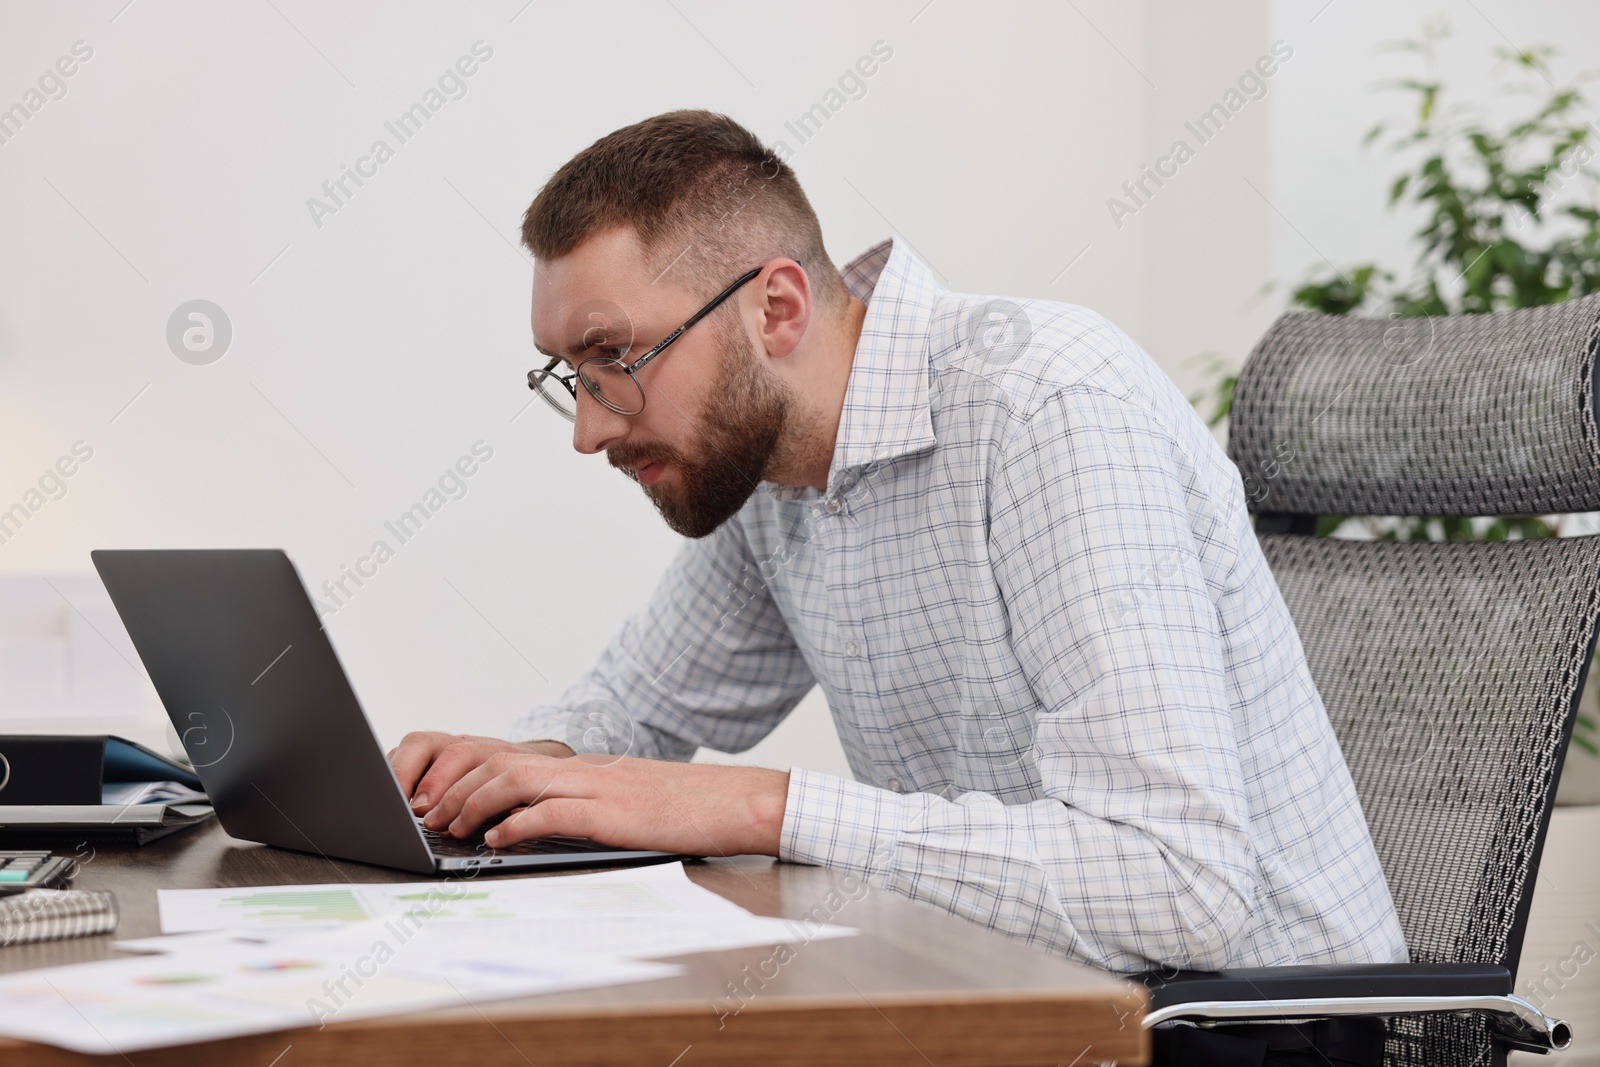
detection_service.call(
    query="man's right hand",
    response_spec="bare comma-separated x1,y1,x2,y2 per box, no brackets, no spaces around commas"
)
387,731,575,817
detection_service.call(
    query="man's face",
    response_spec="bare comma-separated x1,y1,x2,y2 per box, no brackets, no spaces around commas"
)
531,227,790,538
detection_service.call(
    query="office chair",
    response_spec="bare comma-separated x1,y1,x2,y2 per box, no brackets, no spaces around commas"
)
1138,292,1600,1065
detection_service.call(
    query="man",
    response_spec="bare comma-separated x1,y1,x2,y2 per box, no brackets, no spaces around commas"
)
390,109,1406,1063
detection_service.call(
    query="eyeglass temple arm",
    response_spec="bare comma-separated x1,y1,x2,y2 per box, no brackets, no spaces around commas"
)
528,357,564,385
630,261,799,374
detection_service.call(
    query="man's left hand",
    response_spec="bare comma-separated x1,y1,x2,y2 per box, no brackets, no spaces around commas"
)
420,752,790,857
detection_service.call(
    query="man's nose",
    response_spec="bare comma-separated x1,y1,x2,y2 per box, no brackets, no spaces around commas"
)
571,383,629,455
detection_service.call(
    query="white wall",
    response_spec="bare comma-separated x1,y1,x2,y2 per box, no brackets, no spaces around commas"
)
0,0,1283,775
1268,0,1600,305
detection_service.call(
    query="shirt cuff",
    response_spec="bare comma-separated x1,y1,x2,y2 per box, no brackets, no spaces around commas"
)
507,705,571,747
779,766,914,873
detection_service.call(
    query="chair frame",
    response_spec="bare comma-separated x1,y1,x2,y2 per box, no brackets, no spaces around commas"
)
1139,287,1600,1062
1136,518,1596,1057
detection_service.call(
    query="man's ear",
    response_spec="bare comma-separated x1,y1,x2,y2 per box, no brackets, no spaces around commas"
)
756,259,811,361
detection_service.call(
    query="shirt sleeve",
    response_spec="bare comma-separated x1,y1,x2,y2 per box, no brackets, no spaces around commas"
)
510,510,818,762
779,386,1261,974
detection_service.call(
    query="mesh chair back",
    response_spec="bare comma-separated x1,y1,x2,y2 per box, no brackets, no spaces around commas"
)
1227,297,1600,1067
1229,292,1600,517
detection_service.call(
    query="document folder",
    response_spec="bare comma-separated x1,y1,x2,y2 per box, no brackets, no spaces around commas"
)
0,735,213,845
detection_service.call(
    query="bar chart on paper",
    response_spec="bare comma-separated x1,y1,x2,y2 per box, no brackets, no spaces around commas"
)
388,890,515,921
160,869,699,936
156,864,859,961
198,888,372,929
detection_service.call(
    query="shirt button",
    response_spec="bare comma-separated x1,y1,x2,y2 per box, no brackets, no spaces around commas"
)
887,777,906,793
844,639,860,657
825,497,842,514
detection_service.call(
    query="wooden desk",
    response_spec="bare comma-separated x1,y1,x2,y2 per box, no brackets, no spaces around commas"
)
0,823,1148,1066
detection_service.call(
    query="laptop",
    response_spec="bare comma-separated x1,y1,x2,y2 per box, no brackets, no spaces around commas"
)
91,548,678,874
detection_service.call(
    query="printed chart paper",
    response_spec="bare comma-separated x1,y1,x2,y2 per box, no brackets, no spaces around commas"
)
0,920,675,1054
155,861,858,959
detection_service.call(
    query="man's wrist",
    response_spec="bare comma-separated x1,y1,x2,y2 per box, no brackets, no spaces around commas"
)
516,739,576,758
729,766,790,856
760,770,791,855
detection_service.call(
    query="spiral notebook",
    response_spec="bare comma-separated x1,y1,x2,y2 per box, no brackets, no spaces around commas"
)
0,889,118,946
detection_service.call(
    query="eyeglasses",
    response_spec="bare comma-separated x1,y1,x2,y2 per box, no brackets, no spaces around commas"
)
527,263,785,422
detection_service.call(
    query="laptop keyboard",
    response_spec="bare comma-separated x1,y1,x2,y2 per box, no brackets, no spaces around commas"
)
416,818,624,858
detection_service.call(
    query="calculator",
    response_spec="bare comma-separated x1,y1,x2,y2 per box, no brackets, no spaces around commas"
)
0,852,76,892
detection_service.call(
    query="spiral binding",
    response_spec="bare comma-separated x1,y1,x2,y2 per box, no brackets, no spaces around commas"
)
0,889,118,946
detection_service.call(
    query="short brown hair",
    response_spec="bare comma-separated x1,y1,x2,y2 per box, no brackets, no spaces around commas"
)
522,110,847,308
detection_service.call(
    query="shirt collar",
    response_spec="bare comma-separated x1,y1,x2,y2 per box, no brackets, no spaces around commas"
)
765,237,944,503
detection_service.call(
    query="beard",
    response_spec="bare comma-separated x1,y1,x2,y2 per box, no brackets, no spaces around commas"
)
606,325,790,539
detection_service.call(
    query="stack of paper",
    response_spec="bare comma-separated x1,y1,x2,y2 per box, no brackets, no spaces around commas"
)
101,780,208,806
0,862,856,1054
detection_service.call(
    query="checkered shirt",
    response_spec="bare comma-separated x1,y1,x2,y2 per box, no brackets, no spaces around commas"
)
513,238,1409,973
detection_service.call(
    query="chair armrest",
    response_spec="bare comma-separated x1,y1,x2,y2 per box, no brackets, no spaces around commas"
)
1132,963,1572,1054
1135,962,1513,1011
